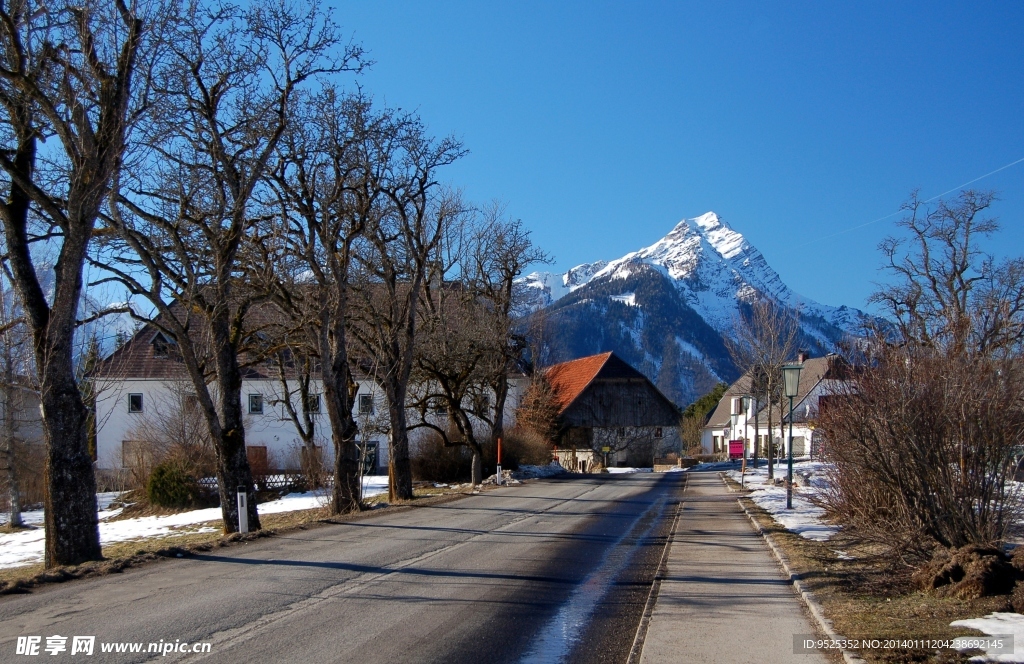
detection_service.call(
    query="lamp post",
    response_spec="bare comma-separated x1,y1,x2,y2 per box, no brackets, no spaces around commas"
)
782,363,802,509
730,412,739,461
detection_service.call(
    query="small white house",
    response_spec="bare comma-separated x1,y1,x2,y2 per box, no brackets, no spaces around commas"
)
702,353,852,459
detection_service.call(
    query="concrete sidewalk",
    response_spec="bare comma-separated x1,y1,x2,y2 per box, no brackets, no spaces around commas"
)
639,471,829,664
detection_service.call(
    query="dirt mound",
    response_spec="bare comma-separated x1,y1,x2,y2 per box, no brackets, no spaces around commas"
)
912,544,1017,599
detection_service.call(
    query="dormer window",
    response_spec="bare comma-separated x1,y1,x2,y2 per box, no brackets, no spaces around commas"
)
152,333,175,358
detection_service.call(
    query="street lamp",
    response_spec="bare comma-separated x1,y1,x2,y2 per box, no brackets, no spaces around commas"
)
782,363,802,509
730,411,739,460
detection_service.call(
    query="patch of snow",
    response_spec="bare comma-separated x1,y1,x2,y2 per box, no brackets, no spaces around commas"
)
610,292,637,306
727,460,839,542
950,612,1024,662
0,478,391,570
605,467,653,474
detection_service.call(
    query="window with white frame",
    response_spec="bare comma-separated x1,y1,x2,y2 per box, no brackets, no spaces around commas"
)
358,394,374,415
304,394,321,414
248,394,264,414
128,393,144,413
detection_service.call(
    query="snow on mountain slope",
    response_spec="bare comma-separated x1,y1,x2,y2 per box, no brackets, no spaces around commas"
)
522,211,868,339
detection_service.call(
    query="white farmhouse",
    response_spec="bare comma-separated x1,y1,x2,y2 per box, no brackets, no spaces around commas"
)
702,353,852,459
92,324,528,476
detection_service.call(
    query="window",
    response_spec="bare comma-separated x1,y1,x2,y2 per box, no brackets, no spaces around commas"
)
248,394,264,414
654,427,663,439
128,393,143,413
358,394,374,415
616,427,625,438
151,333,177,359
304,394,321,414
432,399,448,416
357,440,378,474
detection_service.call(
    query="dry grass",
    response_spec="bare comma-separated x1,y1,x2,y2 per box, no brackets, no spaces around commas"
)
730,477,1008,664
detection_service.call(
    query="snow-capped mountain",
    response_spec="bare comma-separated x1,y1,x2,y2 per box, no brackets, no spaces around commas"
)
521,212,873,405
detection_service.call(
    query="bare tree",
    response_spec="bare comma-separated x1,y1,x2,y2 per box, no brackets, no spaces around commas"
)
515,372,560,446
821,190,1024,558
727,299,798,479
871,189,1024,357
0,0,155,565
466,204,550,451
407,204,547,486
98,1,362,532
0,263,34,527
411,281,495,485
266,89,390,513
349,125,466,501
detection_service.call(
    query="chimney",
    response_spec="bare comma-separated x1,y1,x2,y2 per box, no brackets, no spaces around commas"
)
797,350,808,363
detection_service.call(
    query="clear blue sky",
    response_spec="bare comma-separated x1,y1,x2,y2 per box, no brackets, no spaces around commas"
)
337,1,1024,312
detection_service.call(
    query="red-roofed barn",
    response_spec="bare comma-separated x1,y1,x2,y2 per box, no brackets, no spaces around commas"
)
544,352,681,472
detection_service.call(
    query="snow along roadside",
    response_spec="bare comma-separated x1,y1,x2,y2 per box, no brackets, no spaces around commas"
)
0,477,390,570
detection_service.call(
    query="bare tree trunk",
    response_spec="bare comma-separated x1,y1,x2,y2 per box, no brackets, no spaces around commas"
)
385,379,414,501
319,312,361,514
212,314,260,533
2,358,21,527
491,376,508,450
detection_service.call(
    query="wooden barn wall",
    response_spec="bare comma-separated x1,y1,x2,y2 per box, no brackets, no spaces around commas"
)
560,378,679,428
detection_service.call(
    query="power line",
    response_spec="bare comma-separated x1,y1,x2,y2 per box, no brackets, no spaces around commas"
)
795,155,1024,249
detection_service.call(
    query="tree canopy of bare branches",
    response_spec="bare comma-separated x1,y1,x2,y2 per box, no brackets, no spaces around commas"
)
726,298,798,477
266,89,382,513
821,191,1024,559
871,189,1024,357
348,118,466,501
98,0,364,533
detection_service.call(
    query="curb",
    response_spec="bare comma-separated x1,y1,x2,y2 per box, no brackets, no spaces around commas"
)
720,473,866,664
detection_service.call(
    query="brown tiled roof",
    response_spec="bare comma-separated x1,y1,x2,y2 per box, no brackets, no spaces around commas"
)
545,352,612,414
543,352,655,415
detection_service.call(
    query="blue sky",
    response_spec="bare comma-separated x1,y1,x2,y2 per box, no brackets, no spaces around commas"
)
337,1,1024,312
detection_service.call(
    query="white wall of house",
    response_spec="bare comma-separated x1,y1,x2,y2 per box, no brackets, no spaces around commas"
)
94,375,530,472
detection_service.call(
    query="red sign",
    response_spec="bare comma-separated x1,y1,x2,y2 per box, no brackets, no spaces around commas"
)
728,440,744,460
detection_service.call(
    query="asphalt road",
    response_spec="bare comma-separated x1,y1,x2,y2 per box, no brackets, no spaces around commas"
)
0,473,683,664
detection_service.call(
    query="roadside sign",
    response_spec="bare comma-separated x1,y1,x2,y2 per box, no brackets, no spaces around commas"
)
728,440,744,460
601,446,611,452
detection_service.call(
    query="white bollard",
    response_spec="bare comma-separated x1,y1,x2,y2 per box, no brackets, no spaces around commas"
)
496,465,502,486
237,485,248,534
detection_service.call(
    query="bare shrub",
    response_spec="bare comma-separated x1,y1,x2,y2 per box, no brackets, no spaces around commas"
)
500,428,552,468
819,349,1024,559
515,374,560,445
123,385,218,498
411,431,473,483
